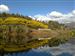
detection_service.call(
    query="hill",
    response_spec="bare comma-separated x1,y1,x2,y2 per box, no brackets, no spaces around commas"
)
0,13,48,29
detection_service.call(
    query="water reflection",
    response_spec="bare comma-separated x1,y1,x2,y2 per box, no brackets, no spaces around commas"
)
57,53,73,56
5,38,75,56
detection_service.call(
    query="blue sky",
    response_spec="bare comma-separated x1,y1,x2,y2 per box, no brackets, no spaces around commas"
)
0,0,74,16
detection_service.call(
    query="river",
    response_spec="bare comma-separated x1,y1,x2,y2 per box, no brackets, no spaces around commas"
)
4,38,75,56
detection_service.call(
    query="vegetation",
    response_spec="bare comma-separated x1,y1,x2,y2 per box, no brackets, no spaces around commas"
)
48,21,65,30
0,39,48,52
48,37,68,47
0,13,49,54
0,13,75,53
0,13,48,29
70,29,75,37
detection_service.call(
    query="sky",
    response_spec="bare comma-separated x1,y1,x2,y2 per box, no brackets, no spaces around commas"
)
0,0,75,23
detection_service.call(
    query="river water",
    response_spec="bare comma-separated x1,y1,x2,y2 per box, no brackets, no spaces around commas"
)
5,38,75,56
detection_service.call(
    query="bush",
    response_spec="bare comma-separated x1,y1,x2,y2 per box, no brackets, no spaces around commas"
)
48,37,68,47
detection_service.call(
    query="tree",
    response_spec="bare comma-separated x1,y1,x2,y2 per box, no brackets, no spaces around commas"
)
48,21,64,30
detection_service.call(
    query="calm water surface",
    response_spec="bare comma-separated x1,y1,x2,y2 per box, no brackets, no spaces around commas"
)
5,38,75,56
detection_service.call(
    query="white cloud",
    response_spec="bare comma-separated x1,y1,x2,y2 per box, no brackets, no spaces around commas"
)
30,10,75,23
59,11,75,23
0,4,9,12
72,10,75,15
47,11,63,18
34,14,51,21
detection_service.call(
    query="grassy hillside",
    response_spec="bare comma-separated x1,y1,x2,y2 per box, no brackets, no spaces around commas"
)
0,13,48,29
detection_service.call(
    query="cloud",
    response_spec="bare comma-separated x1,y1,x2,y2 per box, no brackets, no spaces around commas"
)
34,14,51,21
30,10,75,23
72,10,75,15
59,11,75,23
0,4,9,12
47,11,63,18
